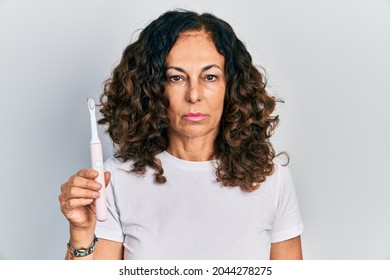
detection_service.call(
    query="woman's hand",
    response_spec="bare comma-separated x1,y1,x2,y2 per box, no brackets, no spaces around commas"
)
59,169,111,231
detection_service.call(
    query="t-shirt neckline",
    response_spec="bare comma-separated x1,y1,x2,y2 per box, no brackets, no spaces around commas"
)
160,151,217,170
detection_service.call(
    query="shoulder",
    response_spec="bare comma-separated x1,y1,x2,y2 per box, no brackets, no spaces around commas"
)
104,156,132,170
103,155,156,188
268,157,293,184
265,157,296,199
103,156,135,182
104,156,120,171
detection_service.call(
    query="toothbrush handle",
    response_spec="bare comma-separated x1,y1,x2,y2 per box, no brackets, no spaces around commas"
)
90,143,107,221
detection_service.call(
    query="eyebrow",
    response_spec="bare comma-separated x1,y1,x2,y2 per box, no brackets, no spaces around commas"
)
166,64,223,73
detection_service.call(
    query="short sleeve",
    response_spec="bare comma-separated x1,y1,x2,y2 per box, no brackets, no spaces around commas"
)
95,157,124,242
270,164,304,243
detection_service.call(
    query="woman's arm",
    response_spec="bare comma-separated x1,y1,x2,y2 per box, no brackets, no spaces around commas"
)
93,239,123,259
60,170,123,260
270,236,303,260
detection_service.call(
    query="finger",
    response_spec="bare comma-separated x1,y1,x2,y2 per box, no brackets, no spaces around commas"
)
69,176,102,191
59,186,100,205
63,198,95,211
76,169,99,180
66,186,101,200
104,171,111,187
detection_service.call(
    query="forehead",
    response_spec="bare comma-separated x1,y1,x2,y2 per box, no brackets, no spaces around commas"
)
176,29,213,42
166,30,224,65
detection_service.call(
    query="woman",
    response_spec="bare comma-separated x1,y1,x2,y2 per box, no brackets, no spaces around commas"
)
59,9,304,260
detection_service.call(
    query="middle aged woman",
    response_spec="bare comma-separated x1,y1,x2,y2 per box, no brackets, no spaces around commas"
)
59,9,304,260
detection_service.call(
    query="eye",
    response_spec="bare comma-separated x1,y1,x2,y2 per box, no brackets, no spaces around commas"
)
169,75,183,82
204,74,217,81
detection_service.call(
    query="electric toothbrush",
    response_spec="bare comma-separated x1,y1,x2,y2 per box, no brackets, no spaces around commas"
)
87,98,107,221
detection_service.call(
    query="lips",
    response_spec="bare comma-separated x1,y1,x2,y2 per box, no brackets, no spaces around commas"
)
182,112,208,122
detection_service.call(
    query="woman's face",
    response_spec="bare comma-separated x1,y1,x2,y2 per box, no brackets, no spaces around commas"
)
165,30,226,142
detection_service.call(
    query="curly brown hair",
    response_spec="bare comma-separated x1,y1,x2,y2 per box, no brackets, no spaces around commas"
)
98,9,284,192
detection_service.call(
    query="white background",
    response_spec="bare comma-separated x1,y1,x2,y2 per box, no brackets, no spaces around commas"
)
0,0,389,259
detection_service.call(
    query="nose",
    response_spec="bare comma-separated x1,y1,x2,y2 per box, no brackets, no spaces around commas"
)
186,80,204,103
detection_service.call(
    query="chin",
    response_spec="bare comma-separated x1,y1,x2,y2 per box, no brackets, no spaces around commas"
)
170,126,217,139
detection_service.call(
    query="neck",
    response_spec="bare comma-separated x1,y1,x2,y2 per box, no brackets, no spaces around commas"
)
166,133,216,162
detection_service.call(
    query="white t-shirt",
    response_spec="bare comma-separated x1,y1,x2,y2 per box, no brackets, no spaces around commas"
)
95,151,304,259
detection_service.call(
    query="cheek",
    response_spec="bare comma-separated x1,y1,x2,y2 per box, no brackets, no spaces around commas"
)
165,96,181,121
211,89,226,113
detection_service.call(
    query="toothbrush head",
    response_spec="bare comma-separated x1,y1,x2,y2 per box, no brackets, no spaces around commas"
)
87,98,100,143
87,98,95,111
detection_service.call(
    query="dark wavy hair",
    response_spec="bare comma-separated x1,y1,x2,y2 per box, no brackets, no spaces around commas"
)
98,9,285,192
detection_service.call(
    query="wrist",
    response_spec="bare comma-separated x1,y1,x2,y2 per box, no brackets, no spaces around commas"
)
67,234,98,259
69,226,95,248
